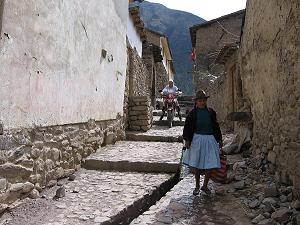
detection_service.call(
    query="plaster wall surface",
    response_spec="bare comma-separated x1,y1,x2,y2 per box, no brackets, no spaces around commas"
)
127,15,143,57
239,0,300,195
0,0,128,129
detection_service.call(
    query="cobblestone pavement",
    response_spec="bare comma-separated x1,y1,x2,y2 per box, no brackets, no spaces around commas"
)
153,110,187,118
126,125,183,142
153,116,185,122
84,141,183,173
85,141,182,164
131,175,252,225
1,170,174,225
153,116,185,127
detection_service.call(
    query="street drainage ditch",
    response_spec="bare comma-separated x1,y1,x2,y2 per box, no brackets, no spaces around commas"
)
106,171,180,225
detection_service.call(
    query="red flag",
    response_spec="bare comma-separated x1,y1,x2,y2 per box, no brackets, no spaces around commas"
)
190,48,196,61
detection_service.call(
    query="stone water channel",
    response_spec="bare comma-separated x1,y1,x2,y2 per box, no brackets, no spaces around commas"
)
0,111,251,225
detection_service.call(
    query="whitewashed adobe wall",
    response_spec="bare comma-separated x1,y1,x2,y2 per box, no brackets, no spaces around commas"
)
127,14,143,57
160,37,174,81
0,0,128,129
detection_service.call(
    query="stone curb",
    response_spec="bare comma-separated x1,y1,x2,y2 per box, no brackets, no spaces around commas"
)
83,160,179,173
126,133,183,143
111,173,179,225
153,120,185,126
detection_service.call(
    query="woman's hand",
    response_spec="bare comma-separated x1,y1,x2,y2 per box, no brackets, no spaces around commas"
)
185,141,191,149
220,147,225,155
219,141,223,148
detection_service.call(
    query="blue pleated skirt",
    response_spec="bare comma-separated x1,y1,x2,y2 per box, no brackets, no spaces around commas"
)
183,134,221,170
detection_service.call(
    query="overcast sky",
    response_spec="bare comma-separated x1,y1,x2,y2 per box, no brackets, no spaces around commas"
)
146,0,247,20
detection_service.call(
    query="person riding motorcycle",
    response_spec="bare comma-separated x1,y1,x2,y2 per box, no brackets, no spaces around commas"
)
159,79,182,121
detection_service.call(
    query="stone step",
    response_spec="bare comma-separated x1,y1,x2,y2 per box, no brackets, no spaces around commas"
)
131,175,252,225
84,160,179,174
126,126,183,142
179,103,194,108
177,100,195,105
126,133,182,142
152,110,161,116
2,169,179,225
153,110,187,118
153,120,185,126
177,95,194,101
83,141,182,173
153,115,185,122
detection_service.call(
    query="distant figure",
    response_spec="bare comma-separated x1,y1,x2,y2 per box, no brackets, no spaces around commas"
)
182,90,223,195
160,79,182,121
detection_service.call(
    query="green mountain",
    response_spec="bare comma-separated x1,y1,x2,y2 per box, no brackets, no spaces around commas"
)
139,1,205,95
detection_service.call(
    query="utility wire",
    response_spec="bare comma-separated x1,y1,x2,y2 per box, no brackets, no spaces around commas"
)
216,20,240,38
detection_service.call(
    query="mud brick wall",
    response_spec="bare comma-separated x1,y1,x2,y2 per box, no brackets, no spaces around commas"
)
193,10,244,77
128,96,153,132
239,0,300,197
0,118,125,204
199,50,244,132
201,75,230,130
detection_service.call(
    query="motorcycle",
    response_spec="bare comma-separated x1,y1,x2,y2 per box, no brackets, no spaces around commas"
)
160,90,182,128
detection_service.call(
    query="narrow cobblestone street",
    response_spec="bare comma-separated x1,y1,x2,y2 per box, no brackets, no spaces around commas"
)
1,1,299,225
1,170,175,225
132,175,251,225
84,141,182,173
0,116,252,225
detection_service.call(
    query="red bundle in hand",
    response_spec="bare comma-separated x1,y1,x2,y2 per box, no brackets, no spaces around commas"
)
210,154,227,183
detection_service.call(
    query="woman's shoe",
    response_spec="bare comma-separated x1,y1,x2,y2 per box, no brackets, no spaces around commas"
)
193,187,200,196
201,186,211,195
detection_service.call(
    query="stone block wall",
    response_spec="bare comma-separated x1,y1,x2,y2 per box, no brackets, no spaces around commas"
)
142,42,156,106
239,0,300,196
0,117,124,204
124,45,131,130
155,62,169,97
128,97,153,131
124,44,153,129
127,45,151,97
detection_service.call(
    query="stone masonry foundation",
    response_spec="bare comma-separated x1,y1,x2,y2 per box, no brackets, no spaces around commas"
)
0,117,125,204
128,96,153,132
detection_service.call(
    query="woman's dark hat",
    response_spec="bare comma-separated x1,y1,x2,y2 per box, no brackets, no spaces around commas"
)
193,90,210,100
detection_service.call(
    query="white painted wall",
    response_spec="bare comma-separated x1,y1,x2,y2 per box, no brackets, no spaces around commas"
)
160,38,167,71
127,15,143,57
0,0,128,129
160,37,174,80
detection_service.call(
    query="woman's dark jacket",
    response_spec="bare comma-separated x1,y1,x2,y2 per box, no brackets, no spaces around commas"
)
183,107,222,144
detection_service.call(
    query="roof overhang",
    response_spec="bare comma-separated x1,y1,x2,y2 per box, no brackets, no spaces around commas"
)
129,6,147,42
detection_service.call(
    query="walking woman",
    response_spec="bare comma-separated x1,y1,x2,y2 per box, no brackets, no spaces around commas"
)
183,90,223,195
